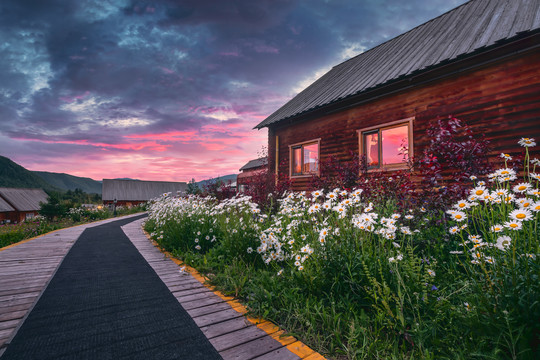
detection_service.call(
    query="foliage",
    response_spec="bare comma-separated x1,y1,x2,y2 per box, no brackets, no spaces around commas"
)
146,137,539,359
201,179,236,200
186,178,201,195
39,194,68,221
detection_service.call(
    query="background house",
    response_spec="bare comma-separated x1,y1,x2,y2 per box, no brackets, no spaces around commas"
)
102,179,188,206
237,157,268,193
0,188,49,223
255,0,540,191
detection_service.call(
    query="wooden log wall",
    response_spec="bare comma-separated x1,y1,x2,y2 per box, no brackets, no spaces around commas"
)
268,49,540,191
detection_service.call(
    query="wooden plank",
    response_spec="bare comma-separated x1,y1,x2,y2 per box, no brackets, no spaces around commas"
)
200,317,254,339
192,308,245,327
219,335,284,360
180,295,225,310
0,319,19,331
185,302,234,318
0,310,27,322
252,348,301,360
209,325,272,352
174,289,216,303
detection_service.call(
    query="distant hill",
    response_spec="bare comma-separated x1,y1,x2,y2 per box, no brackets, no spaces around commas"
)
196,174,237,188
34,171,102,194
0,156,59,192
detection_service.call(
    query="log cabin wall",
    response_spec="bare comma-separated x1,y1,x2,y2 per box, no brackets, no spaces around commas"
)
268,49,540,191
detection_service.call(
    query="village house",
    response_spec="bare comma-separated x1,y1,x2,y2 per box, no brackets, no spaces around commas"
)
255,0,540,191
237,157,268,193
101,179,188,206
0,188,49,223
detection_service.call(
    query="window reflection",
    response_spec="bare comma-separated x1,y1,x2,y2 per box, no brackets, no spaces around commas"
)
363,132,379,167
303,144,318,173
381,125,408,164
291,142,319,175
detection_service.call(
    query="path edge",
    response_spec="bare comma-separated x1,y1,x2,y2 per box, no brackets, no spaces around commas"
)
139,221,328,360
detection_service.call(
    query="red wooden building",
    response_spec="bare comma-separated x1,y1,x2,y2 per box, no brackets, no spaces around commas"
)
255,0,540,191
237,157,268,193
0,188,49,223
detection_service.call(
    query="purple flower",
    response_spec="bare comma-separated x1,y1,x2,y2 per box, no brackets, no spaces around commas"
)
431,285,438,291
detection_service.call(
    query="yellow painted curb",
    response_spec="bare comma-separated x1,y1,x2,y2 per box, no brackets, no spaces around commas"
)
143,227,328,360
0,213,145,252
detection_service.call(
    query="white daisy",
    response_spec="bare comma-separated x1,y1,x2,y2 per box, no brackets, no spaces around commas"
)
509,208,533,221
518,137,536,147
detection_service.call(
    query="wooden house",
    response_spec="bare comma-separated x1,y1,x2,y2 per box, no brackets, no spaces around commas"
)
0,188,49,223
102,179,188,206
237,157,268,193
255,0,540,191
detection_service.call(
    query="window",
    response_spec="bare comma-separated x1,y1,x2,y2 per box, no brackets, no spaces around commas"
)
358,118,413,170
290,140,320,176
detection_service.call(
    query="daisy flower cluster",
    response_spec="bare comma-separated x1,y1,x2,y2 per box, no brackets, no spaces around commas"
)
447,138,539,263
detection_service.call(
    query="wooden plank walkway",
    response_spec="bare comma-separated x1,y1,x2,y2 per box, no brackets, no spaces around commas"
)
0,213,145,357
122,219,326,360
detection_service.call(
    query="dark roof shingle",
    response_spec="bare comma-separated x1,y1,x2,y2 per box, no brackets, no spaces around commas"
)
239,157,268,171
256,0,540,129
102,179,188,201
0,188,49,212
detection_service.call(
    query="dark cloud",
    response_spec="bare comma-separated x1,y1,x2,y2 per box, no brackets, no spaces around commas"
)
0,0,468,180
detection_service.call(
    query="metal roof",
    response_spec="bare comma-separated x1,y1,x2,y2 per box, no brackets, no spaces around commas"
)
239,157,268,171
101,179,188,201
0,188,49,212
0,196,15,212
255,0,540,129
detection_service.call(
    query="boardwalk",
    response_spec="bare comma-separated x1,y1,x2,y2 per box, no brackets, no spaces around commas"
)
0,215,323,360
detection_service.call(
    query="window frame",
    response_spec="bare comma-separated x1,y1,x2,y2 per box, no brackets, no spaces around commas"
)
357,117,413,171
289,138,321,178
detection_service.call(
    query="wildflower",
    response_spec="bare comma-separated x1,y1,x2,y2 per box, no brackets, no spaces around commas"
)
471,185,487,197
530,173,540,181
484,256,495,264
464,302,471,311
531,158,540,166
518,137,536,147
504,220,523,231
470,175,477,180
447,210,467,222
277,269,283,276
298,265,304,271
495,236,511,251
450,250,463,254
247,247,253,253
490,224,504,233
468,235,483,244
427,269,436,277
405,214,414,220
391,213,401,220
513,182,532,194
495,168,516,177
311,189,323,198
431,285,438,291
509,208,533,221
449,226,460,234
392,242,401,248
195,245,201,250
454,200,471,210
531,201,540,212
500,153,512,160
478,181,486,186
400,227,412,235
420,207,427,212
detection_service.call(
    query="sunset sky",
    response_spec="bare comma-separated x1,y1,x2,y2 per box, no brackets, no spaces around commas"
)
0,0,467,182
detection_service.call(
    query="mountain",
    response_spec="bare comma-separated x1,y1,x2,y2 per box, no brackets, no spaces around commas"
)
196,174,237,188
33,171,102,194
0,156,59,192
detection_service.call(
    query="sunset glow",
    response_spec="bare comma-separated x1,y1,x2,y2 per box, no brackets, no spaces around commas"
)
0,0,466,182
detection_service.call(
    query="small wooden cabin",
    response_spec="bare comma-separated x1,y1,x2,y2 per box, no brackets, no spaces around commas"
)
237,157,268,193
102,179,188,206
255,0,540,191
0,188,49,223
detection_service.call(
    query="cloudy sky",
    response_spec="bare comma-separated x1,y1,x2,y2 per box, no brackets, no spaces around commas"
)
0,0,467,182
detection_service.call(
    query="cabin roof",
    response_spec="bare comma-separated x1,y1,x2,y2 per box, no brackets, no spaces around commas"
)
0,188,49,212
239,157,268,172
255,0,540,129
101,179,188,201
0,196,15,212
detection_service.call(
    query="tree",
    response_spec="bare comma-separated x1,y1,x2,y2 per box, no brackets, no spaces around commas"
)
39,195,67,221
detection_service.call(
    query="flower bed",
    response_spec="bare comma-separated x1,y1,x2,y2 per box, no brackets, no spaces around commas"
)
145,139,539,359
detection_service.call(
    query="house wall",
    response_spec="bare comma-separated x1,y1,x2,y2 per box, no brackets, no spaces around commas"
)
268,49,540,191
